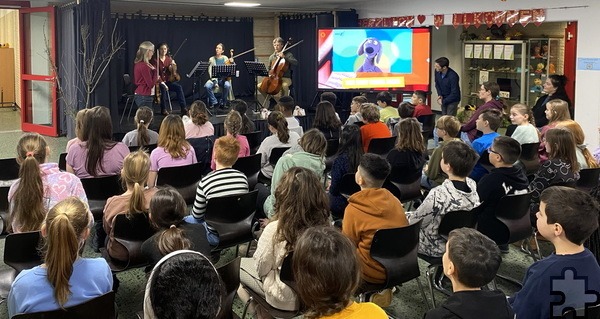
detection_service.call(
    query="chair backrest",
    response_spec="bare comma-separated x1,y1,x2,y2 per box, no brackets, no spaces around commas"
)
325,139,339,157
390,178,423,203
242,131,262,155
232,153,261,190
418,114,435,132
576,168,600,193
110,213,155,268
269,147,290,166
562,302,600,319
216,257,241,319
0,186,9,234
156,162,205,205
370,220,423,287
367,136,396,156
4,231,43,273
12,291,116,319
494,192,533,244
520,142,540,161
505,124,518,137
112,132,126,142
205,190,258,249
80,175,123,200
338,173,361,198
58,153,67,171
128,144,158,154
438,209,479,239
187,136,215,176
0,157,20,181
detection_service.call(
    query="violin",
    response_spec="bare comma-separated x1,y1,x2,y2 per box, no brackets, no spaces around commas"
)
225,49,234,82
259,39,303,96
167,39,187,82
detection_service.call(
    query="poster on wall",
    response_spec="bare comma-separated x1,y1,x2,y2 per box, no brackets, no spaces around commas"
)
494,45,504,59
473,44,483,59
483,44,493,59
503,45,514,60
465,44,474,58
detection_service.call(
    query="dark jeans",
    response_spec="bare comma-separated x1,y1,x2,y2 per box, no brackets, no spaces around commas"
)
442,101,459,116
134,94,153,110
160,81,187,112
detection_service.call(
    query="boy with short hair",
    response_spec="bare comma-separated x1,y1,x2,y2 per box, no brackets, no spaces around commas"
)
189,136,249,245
476,136,529,250
360,103,392,152
510,186,600,319
411,90,433,118
376,91,398,123
278,96,303,136
345,95,368,126
421,115,461,189
342,153,408,285
320,91,337,107
469,108,502,182
407,141,480,259
424,228,515,319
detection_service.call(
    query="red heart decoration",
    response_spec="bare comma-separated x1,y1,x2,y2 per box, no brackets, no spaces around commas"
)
417,15,426,24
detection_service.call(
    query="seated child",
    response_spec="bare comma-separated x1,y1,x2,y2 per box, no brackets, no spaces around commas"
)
510,186,600,319
293,226,388,319
476,136,529,249
424,228,515,319
421,115,461,189
360,103,392,152
279,96,304,136
407,141,480,258
469,108,502,182
189,136,249,245
411,90,433,118
345,95,368,126
342,153,408,285
376,91,398,123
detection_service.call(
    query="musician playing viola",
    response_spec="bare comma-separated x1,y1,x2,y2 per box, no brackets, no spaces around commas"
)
258,37,298,101
205,43,234,108
152,43,187,116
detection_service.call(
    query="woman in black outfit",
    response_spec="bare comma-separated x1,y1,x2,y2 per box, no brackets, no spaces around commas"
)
531,74,572,128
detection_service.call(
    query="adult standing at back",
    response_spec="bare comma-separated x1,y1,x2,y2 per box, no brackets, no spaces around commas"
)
531,74,572,128
434,57,461,116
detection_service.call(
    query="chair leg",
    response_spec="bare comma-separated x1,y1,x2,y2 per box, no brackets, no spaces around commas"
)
426,265,437,308
241,296,253,319
415,277,431,309
533,232,544,260
120,97,131,125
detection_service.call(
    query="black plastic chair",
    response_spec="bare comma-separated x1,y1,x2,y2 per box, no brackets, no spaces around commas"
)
59,153,67,171
576,168,600,193
120,73,137,124
204,190,258,255
367,136,396,156
358,220,429,310
242,131,262,155
0,231,43,299
232,154,261,191
80,175,124,221
519,142,541,175
418,114,435,147
504,124,518,137
421,209,478,307
0,186,10,234
0,157,19,181
268,147,290,166
128,143,157,154
187,136,215,176
100,213,154,272
242,253,300,319
338,173,361,199
325,139,339,157
12,291,116,319
562,302,600,319
389,178,424,210
156,162,204,205
112,132,126,142
216,257,242,319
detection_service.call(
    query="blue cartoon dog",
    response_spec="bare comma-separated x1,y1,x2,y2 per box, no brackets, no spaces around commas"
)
357,37,383,72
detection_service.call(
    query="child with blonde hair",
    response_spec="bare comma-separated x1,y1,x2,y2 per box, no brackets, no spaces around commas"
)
509,103,539,145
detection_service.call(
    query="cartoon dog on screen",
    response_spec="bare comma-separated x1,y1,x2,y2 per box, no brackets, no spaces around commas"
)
357,37,383,72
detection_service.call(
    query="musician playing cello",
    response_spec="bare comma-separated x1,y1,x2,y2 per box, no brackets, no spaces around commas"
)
258,37,298,102
205,43,234,109
152,43,187,116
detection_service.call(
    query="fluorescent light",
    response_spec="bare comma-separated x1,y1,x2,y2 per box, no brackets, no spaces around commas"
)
224,2,261,7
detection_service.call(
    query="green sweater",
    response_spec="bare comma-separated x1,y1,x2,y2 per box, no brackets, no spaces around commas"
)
263,151,325,217
425,138,460,185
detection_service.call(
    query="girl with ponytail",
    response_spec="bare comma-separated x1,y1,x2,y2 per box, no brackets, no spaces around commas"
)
122,106,159,147
141,187,211,269
256,111,301,179
103,151,158,261
7,197,112,316
9,133,87,233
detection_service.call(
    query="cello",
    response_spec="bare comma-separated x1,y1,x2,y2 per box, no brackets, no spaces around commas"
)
260,39,303,95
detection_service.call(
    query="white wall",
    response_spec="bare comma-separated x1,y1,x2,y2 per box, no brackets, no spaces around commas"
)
355,0,600,149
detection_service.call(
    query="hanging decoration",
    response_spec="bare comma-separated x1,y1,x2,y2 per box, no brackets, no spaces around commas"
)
356,9,546,29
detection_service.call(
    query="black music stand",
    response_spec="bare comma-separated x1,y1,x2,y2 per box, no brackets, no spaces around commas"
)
244,61,269,112
186,61,210,101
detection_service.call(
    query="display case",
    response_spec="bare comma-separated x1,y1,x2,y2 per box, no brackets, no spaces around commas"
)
527,38,560,105
462,40,527,108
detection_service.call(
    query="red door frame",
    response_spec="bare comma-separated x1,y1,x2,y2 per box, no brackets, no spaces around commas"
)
19,6,59,136
564,21,577,108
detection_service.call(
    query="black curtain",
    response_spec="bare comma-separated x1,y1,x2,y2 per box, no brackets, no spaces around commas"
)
279,14,327,109
112,15,254,105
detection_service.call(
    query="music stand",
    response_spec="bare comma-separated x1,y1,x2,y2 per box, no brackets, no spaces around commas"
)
211,64,237,78
244,61,269,112
187,61,210,101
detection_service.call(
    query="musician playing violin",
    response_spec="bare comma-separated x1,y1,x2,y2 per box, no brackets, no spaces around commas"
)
258,37,298,101
205,43,234,109
152,43,187,116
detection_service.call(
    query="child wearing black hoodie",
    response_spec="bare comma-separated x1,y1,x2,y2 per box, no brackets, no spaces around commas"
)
424,228,515,319
476,136,529,250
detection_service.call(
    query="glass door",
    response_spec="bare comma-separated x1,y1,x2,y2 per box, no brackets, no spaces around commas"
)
19,6,58,136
